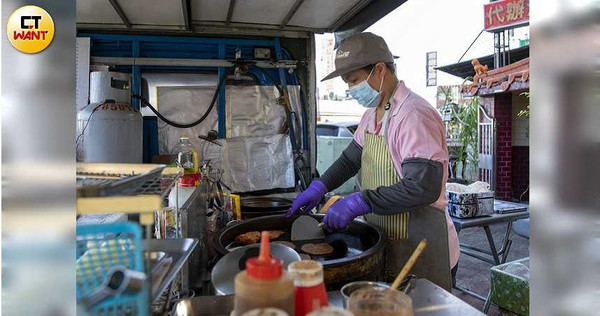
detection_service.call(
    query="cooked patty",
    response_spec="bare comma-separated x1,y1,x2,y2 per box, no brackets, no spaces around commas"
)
268,230,285,240
299,253,312,260
235,231,261,245
301,243,334,256
273,241,296,249
235,230,286,245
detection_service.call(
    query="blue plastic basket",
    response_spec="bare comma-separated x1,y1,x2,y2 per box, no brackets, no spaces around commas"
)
76,222,149,316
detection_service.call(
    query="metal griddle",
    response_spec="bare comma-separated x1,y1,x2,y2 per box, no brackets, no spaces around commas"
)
213,214,386,290
225,232,352,262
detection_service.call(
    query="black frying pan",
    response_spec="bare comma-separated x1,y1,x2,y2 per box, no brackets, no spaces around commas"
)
240,197,293,219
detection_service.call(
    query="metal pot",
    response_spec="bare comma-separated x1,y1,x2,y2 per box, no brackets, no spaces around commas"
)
340,275,416,309
213,214,386,290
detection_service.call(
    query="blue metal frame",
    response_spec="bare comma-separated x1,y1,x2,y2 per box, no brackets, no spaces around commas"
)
132,41,141,109
217,44,226,138
79,33,302,141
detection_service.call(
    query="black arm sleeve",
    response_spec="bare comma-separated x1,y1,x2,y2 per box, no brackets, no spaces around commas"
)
319,140,362,192
361,158,444,215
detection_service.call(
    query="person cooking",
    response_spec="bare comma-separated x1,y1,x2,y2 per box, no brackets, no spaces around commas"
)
287,32,459,284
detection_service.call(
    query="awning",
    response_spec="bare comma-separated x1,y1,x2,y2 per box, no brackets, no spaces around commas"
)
76,0,407,37
465,57,530,96
436,45,529,80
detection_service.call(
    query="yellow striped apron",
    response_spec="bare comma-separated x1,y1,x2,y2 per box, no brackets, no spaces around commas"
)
362,131,409,240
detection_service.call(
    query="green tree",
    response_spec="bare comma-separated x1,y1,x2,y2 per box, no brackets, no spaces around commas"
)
439,84,479,181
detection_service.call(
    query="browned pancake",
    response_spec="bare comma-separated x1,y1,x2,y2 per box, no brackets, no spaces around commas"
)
268,230,285,240
273,241,296,249
299,253,311,260
235,230,286,245
301,243,334,256
234,231,261,245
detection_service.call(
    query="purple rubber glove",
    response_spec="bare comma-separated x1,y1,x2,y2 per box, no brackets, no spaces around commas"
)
286,180,328,217
323,192,372,230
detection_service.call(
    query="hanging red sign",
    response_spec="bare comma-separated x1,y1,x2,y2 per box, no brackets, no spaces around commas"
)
484,0,529,32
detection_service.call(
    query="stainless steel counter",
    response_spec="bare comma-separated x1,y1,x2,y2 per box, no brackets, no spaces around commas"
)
171,278,484,315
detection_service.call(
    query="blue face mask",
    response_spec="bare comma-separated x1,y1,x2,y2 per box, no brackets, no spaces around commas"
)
348,67,384,108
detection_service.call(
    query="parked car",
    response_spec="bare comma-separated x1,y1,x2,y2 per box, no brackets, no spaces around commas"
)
316,122,358,137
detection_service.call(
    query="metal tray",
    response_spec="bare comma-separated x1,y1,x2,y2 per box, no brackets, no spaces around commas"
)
143,238,199,303
77,163,166,197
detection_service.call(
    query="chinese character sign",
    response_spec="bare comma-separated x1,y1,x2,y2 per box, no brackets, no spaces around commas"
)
484,0,529,31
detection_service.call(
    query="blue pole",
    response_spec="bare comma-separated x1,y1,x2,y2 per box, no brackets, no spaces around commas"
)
217,44,226,138
79,33,276,48
132,41,141,109
273,38,287,87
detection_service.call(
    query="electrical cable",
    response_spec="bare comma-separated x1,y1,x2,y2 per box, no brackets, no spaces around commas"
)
75,102,106,160
131,68,231,128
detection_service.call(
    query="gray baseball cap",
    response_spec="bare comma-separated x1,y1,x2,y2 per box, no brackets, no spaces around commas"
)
321,32,394,82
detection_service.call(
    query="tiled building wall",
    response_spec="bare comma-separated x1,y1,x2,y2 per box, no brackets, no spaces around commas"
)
512,146,530,200
493,93,513,200
511,92,530,200
479,92,529,200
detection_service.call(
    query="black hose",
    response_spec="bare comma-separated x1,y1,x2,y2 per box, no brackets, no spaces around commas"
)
250,64,310,189
131,68,231,129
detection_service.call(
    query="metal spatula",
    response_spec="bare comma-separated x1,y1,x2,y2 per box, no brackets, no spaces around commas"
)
291,196,342,241
291,216,325,241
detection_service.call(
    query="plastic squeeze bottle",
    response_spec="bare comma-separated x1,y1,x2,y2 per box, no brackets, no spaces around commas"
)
288,260,328,316
234,231,295,316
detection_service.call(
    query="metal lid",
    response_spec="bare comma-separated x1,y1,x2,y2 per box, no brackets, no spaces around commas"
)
211,243,300,295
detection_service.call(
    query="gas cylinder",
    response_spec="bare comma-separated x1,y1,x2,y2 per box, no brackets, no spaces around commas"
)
76,71,142,163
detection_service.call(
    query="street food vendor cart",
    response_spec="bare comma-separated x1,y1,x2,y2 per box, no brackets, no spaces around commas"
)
74,0,493,315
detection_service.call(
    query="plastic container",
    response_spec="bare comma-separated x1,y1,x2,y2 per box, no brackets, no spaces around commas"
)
168,176,197,209
288,260,328,316
234,232,295,316
171,135,199,174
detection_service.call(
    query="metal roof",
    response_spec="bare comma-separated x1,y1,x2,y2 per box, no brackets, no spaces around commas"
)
436,45,530,80
76,0,407,37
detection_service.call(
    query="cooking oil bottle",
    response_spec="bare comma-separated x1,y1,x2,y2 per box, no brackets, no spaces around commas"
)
171,135,199,174
234,232,295,316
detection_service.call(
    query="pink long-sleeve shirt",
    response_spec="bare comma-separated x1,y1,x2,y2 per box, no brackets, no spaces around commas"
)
354,81,460,268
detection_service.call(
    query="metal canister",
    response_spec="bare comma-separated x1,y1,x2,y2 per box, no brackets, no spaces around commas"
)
340,281,390,309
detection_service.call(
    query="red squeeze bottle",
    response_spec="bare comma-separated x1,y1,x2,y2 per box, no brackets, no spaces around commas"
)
246,232,283,279
234,232,295,316
288,260,328,316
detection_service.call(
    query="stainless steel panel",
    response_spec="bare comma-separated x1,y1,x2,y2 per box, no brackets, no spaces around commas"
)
191,0,228,21
156,85,219,158
288,0,362,29
76,0,123,24
118,0,184,25
221,134,295,192
171,279,485,316
226,85,287,138
231,0,296,25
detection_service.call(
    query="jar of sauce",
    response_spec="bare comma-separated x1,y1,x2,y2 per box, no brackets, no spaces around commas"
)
288,260,328,316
